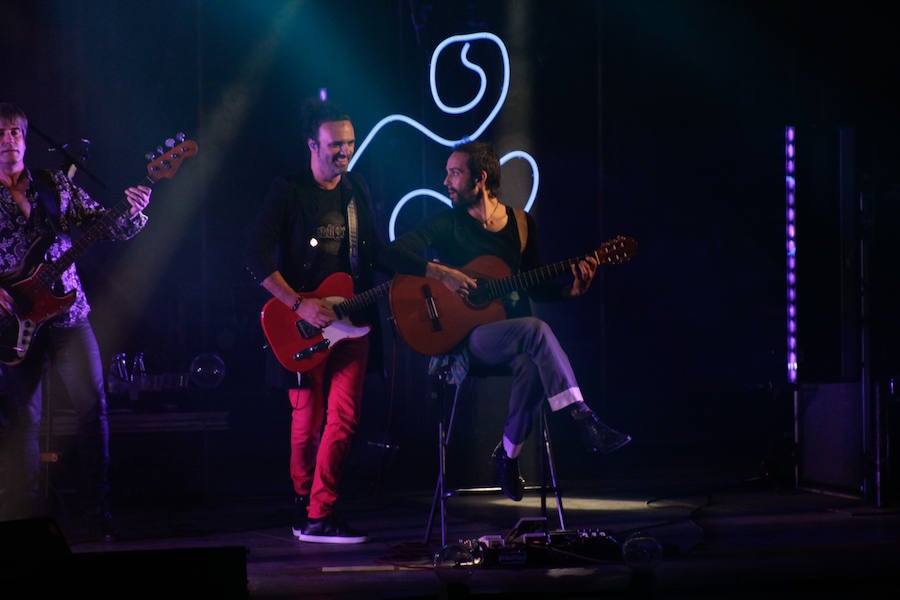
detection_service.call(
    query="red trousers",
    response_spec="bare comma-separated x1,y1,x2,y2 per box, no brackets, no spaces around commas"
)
287,336,369,519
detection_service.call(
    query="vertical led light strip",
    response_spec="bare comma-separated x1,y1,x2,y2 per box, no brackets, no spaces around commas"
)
785,126,798,383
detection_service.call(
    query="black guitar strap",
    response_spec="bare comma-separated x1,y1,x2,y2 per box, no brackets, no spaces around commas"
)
342,173,360,281
30,168,64,236
27,169,69,297
347,197,359,279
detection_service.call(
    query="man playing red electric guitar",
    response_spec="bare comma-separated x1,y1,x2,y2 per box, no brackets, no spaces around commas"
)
244,98,390,544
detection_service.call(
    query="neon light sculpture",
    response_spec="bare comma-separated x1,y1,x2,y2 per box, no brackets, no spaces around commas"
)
346,32,539,240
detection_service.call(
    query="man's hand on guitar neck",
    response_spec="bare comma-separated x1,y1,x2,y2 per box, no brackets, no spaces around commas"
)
564,255,600,298
426,260,477,299
124,185,153,217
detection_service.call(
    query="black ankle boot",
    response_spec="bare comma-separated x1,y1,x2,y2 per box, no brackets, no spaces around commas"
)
568,402,632,454
490,442,525,501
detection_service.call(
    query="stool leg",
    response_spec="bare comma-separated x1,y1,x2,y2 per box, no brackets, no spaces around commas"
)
424,420,444,545
541,408,566,530
424,381,462,546
537,411,549,524
439,419,447,547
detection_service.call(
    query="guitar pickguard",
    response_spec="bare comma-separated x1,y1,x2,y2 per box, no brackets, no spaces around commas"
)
296,320,320,339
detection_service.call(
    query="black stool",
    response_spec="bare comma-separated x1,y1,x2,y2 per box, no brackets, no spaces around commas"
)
424,365,566,546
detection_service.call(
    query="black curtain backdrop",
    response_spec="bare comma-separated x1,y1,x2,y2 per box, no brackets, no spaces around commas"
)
3,0,898,492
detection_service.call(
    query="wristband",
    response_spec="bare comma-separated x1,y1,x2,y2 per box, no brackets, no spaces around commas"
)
291,296,304,312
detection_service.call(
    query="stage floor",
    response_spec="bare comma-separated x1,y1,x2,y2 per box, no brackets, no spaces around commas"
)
9,454,900,599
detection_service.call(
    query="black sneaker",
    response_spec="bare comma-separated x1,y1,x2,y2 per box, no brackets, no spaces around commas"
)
490,442,525,502
570,403,632,454
291,495,309,538
296,515,368,544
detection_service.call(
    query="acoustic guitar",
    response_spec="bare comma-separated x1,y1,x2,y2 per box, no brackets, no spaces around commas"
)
389,235,637,356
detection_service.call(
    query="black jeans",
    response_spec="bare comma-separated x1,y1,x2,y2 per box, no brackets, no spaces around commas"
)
0,319,109,521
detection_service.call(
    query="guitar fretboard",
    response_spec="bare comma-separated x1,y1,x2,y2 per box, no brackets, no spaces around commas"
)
38,197,138,288
478,236,636,300
334,281,390,319
483,256,585,300
35,138,194,290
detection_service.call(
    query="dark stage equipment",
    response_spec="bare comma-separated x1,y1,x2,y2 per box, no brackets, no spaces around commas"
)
0,517,248,598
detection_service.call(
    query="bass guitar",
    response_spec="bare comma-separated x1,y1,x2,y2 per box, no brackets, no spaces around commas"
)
389,235,638,356
260,273,390,373
0,135,198,365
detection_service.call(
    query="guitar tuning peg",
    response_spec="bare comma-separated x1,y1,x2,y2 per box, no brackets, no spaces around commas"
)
156,145,164,156
145,151,157,161
175,132,186,142
165,138,176,149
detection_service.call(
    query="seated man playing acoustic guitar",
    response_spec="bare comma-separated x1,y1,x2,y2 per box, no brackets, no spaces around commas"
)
384,141,631,502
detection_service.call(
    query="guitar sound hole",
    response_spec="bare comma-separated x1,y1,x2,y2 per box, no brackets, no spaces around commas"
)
466,288,490,308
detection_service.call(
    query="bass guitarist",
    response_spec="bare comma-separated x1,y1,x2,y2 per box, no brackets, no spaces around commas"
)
0,102,152,537
383,141,631,502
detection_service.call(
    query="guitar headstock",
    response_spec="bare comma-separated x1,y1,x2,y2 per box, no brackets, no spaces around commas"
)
597,235,638,265
145,133,198,182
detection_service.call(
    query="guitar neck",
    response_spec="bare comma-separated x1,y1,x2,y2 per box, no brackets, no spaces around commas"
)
482,254,591,301
37,193,147,287
31,135,196,296
334,280,391,319
477,236,636,300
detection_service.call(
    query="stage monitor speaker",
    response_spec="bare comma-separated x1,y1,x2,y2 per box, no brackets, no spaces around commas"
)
1,517,71,593
0,516,70,562
795,382,864,497
72,546,249,598
1,534,248,598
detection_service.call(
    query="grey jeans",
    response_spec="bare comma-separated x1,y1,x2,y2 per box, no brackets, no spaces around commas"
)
0,320,109,520
466,316,583,457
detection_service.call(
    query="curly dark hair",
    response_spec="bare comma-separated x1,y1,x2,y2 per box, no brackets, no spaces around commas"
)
299,98,351,145
453,140,501,196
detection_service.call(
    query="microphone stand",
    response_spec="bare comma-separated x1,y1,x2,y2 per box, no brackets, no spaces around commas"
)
27,121,108,190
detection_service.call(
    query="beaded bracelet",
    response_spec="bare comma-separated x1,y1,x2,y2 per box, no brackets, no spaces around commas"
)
291,296,304,312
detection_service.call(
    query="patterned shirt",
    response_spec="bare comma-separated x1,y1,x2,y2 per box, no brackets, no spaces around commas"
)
0,168,148,326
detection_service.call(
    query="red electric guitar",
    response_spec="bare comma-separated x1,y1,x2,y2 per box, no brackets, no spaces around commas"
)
0,135,198,365
260,273,390,373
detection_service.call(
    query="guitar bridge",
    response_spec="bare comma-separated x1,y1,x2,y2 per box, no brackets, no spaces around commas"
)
422,284,443,332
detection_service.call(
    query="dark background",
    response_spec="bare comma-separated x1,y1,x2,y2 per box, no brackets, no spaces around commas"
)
4,1,899,499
